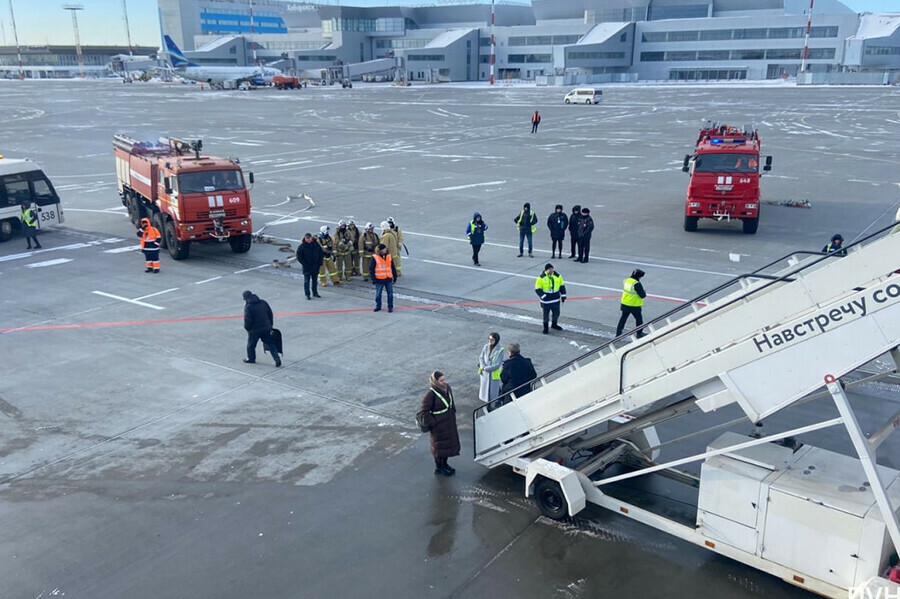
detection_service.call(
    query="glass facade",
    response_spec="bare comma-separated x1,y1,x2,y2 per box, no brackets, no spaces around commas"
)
643,26,838,43
375,39,429,49
508,35,581,46
408,54,445,61
508,54,552,63
669,69,747,80
568,51,626,60
200,11,287,35
641,47,835,62
866,46,900,55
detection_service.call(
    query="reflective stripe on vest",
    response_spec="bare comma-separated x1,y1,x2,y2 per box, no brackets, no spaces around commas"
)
492,349,504,380
621,277,643,307
21,208,36,227
431,388,453,414
518,210,537,233
535,273,563,293
372,253,392,279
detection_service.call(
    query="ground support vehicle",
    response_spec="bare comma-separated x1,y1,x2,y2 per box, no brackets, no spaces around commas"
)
0,156,64,242
272,75,300,89
682,122,772,234
113,135,254,260
474,224,900,598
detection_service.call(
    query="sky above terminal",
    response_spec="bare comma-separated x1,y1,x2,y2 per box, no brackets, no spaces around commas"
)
1,0,896,47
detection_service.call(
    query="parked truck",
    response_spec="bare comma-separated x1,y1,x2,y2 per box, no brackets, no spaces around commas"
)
113,134,253,260
682,122,772,234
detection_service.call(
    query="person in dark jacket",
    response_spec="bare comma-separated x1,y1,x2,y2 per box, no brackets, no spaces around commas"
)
568,205,582,259
242,290,281,367
420,371,460,476
466,212,488,266
370,243,397,312
20,202,41,250
535,263,567,334
499,342,537,401
514,202,538,257
546,205,568,259
295,232,324,300
531,110,541,133
576,207,595,263
822,233,847,257
616,269,648,339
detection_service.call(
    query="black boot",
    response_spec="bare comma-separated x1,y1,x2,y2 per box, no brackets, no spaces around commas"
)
434,458,443,475
441,458,455,475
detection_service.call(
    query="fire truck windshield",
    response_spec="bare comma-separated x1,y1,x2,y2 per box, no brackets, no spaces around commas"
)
179,170,245,194
694,153,759,174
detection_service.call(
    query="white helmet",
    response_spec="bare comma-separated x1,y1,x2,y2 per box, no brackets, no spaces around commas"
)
320,225,330,234
365,221,373,229
338,219,347,226
386,216,395,224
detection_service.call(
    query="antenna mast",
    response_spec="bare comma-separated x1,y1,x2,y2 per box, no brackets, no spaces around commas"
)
8,0,23,79
122,0,133,56
63,4,85,78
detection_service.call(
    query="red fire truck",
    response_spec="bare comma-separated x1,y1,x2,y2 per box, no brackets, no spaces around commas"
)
113,134,254,259
682,122,772,234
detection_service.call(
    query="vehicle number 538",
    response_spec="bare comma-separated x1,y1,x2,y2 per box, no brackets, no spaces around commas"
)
40,210,56,221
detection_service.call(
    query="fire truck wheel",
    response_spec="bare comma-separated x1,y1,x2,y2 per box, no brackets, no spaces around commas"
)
165,220,190,260
229,234,252,254
0,219,12,242
742,217,759,234
683,216,698,232
534,477,568,520
126,194,140,226
152,213,167,249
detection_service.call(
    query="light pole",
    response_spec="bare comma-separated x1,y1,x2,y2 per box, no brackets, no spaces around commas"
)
62,4,85,78
8,0,23,79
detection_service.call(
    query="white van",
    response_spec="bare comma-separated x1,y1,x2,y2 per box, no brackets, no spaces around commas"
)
0,157,64,242
564,88,602,105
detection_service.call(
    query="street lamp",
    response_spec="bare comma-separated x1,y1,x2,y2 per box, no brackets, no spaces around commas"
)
62,4,85,78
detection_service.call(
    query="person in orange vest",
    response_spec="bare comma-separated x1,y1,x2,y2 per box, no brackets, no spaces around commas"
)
137,217,161,273
370,243,397,313
531,110,541,133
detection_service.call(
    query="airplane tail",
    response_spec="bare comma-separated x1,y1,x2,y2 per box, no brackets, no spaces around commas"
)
163,35,197,68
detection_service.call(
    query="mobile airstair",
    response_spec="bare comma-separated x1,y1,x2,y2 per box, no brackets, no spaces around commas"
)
474,223,900,599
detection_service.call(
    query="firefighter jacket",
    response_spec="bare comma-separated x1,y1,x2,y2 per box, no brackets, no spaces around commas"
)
317,233,335,257
380,228,400,260
334,227,353,256
347,224,360,250
359,231,380,256
535,272,566,304
621,278,646,307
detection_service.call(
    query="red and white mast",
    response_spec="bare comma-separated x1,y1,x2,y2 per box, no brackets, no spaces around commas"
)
800,0,814,74
8,0,23,80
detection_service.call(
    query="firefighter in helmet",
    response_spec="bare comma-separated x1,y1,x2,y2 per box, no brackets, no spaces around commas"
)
317,225,342,286
333,220,354,281
359,222,380,282
347,219,361,276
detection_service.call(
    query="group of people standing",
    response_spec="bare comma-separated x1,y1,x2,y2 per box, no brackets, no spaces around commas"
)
294,218,404,302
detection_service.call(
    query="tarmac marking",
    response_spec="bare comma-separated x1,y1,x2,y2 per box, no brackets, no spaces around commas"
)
104,245,140,254
195,276,222,285
432,180,506,192
233,264,271,274
134,288,179,301
91,290,165,311
26,258,72,268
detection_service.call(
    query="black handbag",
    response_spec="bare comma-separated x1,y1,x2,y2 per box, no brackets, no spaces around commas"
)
415,410,433,433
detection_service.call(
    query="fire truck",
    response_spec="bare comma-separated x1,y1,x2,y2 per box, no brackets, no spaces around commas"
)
682,122,772,234
113,134,254,260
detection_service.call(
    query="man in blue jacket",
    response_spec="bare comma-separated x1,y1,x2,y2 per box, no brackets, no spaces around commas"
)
466,212,488,266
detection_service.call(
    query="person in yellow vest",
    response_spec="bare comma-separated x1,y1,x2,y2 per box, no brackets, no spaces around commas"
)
317,225,342,286
420,371,459,476
515,202,538,257
478,331,505,402
137,217,161,273
616,269,647,338
370,243,396,312
534,263,567,334
19,202,41,250
358,222,380,281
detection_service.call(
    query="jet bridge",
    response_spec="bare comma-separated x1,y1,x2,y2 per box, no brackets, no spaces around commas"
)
473,223,900,599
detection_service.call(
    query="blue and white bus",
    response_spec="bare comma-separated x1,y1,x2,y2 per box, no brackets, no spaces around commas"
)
0,156,64,242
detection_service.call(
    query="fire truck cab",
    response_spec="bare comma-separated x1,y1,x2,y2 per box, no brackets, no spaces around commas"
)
682,122,772,235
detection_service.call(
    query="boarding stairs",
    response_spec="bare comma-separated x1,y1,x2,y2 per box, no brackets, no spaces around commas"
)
474,224,900,468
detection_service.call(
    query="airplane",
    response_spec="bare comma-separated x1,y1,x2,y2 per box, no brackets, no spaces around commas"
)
163,35,280,88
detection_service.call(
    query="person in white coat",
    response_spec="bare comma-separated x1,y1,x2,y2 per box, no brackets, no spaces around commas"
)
478,332,505,402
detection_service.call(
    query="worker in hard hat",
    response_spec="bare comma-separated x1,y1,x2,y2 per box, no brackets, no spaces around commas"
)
822,233,847,257
333,220,354,281
358,222,380,281
137,216,161,273
317,225,342,286
347,220,361,276
616,269,647,338
380,220,401,279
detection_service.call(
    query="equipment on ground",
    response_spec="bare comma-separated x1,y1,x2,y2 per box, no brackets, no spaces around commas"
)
682,121,772,234
272,75,300,90
474,224,900,598
113,134,254,260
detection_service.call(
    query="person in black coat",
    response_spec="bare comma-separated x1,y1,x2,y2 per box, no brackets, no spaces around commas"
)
420,371,460,476
568,205,582,259
243,290,281,367
546,205,568,259
577,207,595,263
499,342,537,402
296,232,324,299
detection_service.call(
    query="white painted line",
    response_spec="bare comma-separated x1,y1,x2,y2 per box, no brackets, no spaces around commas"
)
359,165,382,170
233,264,271,274
231,141,264,147
432,180,506,192
585,155,641,159
195,276,222,285
92,290,164,310
134,287,179,301
277,160,313,167
104,246,140,254
26,258,72,268
0,251,34,262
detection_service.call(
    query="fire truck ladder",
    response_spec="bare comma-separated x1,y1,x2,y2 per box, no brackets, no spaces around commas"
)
474,222,900,470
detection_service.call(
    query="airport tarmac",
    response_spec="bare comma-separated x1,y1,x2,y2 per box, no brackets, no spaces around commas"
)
1,80,899,599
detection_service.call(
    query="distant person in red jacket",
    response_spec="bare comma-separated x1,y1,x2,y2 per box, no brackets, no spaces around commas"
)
531,110,541,133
